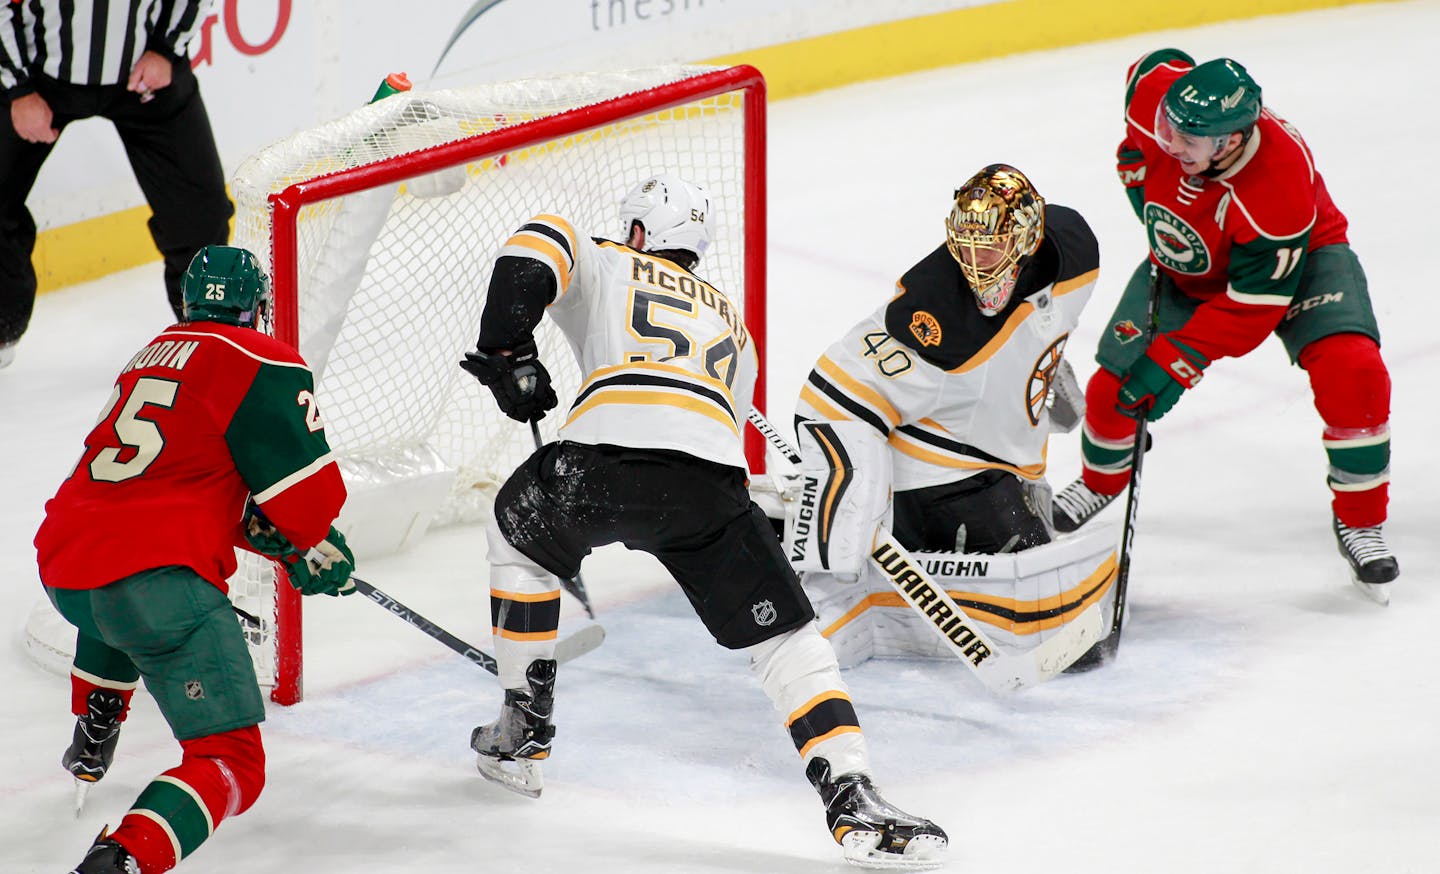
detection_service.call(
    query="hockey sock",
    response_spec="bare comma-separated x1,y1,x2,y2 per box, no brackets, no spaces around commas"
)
108,726,265,874
487,534,562,690
69,676,138,722
747,624,870,777
1078,368,1136,496
1300,334,1391,527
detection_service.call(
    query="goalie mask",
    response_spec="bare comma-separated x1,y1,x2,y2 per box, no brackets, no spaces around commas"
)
181,245,271,329
619,173,714,264
945,164,1045,317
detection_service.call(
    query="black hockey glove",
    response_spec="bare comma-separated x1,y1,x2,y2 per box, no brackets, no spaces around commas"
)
460,338,558,423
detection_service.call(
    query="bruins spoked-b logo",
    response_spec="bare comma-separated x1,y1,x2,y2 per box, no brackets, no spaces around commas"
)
1026,335,1068,426
1143,203,1210,275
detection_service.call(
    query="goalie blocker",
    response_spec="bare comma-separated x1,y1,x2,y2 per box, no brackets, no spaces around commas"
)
784,420,892,578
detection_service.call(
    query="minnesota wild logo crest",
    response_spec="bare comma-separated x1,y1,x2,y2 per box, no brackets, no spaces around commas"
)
1143,203,1210,275
1113,320,1143,344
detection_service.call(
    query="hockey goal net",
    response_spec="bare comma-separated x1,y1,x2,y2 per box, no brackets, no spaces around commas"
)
227,64,768,704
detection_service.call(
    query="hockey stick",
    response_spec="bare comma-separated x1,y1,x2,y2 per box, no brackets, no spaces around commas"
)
528,419,596,618
747,408,802,466
744,408,1106,689
350,575,605,675
1084,263,1164,667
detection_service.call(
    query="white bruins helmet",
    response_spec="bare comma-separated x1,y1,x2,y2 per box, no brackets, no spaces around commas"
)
618,174,714,261
945,164,1045,316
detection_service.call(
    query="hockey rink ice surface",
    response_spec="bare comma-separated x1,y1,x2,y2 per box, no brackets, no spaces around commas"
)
3,4,1437,872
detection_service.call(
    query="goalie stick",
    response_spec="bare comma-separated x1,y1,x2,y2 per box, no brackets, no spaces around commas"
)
745,408,1106,690
349,574,605,675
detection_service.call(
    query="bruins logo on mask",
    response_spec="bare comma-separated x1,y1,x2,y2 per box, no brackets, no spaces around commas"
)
1026,335,1068,426
909,311,942,347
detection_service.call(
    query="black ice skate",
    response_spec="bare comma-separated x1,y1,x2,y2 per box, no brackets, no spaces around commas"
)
62,689,125,816
470,658,556,798
1052,479,1118,533
1334,515,1399,604
806,757,947,870
68,831,140,874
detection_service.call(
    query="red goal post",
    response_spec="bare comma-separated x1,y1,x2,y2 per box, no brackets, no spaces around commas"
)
229,64,768,704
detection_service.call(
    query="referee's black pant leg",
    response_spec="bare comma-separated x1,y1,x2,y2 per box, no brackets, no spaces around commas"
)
0,120,54,344
111,66,232,321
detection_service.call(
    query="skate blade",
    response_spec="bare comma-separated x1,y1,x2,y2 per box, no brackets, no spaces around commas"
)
840,830,947,870
475,754,544,799
1349,574,1391,606
73,777,94,818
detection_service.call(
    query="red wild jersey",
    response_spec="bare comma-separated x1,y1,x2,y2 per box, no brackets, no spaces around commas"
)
36,321,346,592
1117,51,1350,362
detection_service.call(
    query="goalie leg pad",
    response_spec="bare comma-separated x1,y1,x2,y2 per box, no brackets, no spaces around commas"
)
911,522,1122,653
746,623,870,778
804,571,878,668
786,420,893,576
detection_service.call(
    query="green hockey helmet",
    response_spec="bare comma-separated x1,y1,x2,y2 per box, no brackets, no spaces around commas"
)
1161,58,1262,138
181,245,271,328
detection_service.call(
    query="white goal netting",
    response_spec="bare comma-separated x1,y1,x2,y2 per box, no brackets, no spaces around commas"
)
228,64,765,701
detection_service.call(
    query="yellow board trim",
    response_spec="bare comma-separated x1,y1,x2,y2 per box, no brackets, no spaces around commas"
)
703,0,1389,101
36,0,1386,293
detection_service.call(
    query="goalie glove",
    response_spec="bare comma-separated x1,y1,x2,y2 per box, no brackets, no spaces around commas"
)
243,504,356,597
459,338,558,424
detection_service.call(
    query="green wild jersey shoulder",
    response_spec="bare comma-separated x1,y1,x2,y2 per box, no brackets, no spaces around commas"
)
223,334,335,500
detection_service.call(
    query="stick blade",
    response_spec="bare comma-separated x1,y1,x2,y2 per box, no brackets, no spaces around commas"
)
555,623,605,665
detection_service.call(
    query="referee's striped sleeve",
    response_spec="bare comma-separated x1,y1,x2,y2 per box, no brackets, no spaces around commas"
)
0,4,30,94
150,0,210,57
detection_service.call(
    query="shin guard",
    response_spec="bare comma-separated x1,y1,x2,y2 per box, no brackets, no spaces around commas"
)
1301,334,1391,527
747,624,870,778
108,726,265,874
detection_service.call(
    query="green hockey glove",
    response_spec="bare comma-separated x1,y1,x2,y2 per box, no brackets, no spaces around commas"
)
285,527,356,597
244,503,355,597
243,502,292,557
1117,334,1208,422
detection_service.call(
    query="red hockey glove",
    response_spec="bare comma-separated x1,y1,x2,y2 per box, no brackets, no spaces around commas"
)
1116,334,1208,422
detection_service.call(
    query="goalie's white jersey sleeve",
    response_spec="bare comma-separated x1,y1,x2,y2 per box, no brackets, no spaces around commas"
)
511,214,757,471
796,205,1099,492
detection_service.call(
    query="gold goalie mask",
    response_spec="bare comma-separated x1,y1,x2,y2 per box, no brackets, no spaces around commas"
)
945,164,1045,316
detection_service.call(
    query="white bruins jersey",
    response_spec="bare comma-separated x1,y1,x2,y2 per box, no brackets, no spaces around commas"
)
502,214,757,470
796,205,1099,491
